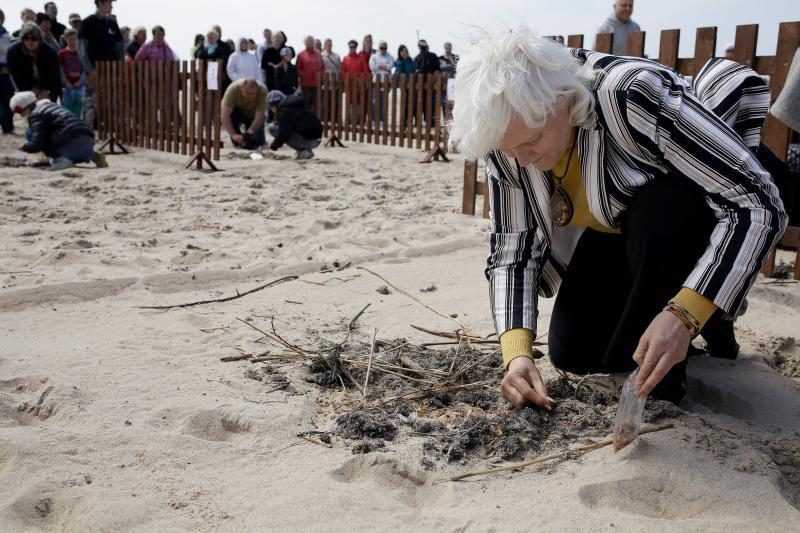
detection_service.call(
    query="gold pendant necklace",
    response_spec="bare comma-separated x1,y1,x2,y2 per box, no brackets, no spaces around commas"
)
549,137,578,227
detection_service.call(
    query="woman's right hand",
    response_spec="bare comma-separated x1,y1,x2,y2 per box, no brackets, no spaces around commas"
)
501,357,556,410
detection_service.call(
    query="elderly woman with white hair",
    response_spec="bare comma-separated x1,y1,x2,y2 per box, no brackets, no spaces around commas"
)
450,27,787,407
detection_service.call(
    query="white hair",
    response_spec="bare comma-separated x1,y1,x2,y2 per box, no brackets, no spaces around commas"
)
450,25,597,159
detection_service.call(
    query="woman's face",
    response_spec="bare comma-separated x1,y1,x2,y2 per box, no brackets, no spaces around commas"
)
400,48,408,59
498,97,573,170
271,34,282,48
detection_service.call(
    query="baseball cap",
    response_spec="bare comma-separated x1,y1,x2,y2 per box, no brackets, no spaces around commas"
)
10,92,37,113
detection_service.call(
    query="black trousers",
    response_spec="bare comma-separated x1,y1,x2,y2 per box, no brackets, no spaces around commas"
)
548,176,720,403
0,74,14,134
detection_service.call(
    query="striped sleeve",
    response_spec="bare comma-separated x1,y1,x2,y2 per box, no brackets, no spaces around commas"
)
623,69,788,315
484,152,544,336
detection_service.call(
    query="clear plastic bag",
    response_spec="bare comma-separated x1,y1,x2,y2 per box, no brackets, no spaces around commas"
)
613,368,647,452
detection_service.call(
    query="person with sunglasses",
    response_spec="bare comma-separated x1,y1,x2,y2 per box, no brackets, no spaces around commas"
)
7,23,60,103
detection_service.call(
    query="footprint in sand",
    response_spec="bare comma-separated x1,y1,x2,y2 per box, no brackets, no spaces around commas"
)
0,376,86,426
181,407,252,442
578,475,721,519
330,455,446,508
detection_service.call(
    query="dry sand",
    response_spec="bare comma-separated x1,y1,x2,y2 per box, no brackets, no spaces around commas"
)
0,128,798,532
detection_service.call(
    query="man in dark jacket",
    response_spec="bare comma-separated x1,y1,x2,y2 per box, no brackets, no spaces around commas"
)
274,47,298,96
267,90,322,160
7,23,61,102
44,2,66,43
414,39,440,128
11,91,105,170
78,0,123,128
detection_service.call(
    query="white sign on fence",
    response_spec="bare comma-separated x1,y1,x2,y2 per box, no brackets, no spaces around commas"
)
207,62,219,91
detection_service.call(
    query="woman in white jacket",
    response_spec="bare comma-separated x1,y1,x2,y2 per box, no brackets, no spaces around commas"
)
227,37,263,83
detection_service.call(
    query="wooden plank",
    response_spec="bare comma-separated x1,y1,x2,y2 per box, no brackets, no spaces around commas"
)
693,26,717,77
365,74,373,144
150,61,157,150
763,21,800,159
398,74,407,148
390,74,398,146
158,61,166,152
407,73,416,148
96,63,103,139
382,76,390,145
172,61,180,154
189,61,197,154
658,29,680,70
213,60,222,161
567,34,584,49
180,61,188,155
595,33,613,54
358,74,366,144
316,72,323,135
675,58,693,75
733,24,759,69
415,73,423,149
164,61,172,153
121,62,128,144
626,31,645,57
433,72,442,148
753,55,775,76
462,160,478,215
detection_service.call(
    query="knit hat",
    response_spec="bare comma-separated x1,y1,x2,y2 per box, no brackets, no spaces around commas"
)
267,90,286,104
10,91,37,113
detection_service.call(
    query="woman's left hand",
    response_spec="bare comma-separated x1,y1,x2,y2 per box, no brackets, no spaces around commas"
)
633,311,691,397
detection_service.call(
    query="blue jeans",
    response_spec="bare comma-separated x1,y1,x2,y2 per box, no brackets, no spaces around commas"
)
25,129,94,162
0,74,14,133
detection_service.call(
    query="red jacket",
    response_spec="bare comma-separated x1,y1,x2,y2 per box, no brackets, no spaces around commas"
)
296,49,324,88
341,52,369,77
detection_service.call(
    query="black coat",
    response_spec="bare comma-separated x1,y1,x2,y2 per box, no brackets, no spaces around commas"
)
261,47,282,90
414,51,441,74
270,94,322,150
7,42,61,100
23,101,94,156
274,63,298,96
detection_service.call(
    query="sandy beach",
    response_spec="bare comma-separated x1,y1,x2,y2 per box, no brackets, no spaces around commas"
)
1,130,798,532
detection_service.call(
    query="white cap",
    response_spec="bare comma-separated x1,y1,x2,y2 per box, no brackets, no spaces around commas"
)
10,91,37,113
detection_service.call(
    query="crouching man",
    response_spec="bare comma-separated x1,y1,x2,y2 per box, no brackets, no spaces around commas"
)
267,90,322,160
11,90,105,170
221,77,267,150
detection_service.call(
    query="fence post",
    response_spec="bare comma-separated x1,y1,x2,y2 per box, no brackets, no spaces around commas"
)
658,29,680,69
463,160,478,215
567,35,584,48
693,26,718,77
595,33,614,53
627,31,646,57
763,21,800,159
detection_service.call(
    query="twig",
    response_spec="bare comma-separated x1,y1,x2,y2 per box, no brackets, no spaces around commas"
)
138,275,298,309
381,380,493,403
446,350,500,384
357,266,470,334
299,434,333,448
298,275,360,286
421,340,500,347
339,303,372,347
439,423,675,483
220,354,252,362
411,324,493,342
363,329,377,400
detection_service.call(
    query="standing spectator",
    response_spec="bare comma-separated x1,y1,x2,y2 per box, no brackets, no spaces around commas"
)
296,35,324,113
369,41,393,124
8,23,60,102
342,39,369,124
36,13,60,53
0,9,15,134
221,78,267,149
595,0,641,55
358,34,374,68
227,37,262,83
274,47,298,96
190,33,204,59
67,13,81,33
135,26,177,62
256,29,271,64
314,39,322,53
120,26,130,50
127,26,146,60
414,39,440,74
724,43,735,60
439,42,458,75
369,41,394,81
267,90,322,160
13,9,36,39
210,25,234,89
394,45,415,75
261,31,286,90
11,90,101,170
58,28,84,117
44,3,66,43
78,0,123,127
248,39,257,52
321,39,341,74
195,30,224,60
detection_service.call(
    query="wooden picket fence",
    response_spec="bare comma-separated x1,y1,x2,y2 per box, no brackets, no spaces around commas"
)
95,59,224,169
316,72,449,162
462,21,800,278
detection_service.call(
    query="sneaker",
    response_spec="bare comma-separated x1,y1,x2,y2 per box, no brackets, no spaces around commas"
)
92,150,109,168
48,157,74,171
296,149,314,160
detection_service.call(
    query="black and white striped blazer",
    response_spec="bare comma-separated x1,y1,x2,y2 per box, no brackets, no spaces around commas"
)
485,49,787,336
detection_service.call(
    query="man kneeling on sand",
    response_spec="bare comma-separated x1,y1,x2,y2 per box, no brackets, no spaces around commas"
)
221,77,267,150
267,90,322,160
11,90,106,170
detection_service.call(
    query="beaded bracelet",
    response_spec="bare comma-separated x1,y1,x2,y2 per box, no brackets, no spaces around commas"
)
664,302,701,338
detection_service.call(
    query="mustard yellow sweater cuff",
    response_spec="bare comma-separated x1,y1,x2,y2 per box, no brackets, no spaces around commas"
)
671,288,717,329
500,328,535,369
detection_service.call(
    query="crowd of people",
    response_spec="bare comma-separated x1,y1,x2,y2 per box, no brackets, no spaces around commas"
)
0,0,462,162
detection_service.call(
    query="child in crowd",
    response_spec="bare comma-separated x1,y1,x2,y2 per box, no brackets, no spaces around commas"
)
58,28,84,117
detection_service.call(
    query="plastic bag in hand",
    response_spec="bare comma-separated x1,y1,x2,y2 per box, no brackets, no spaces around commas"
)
613,368,646,452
